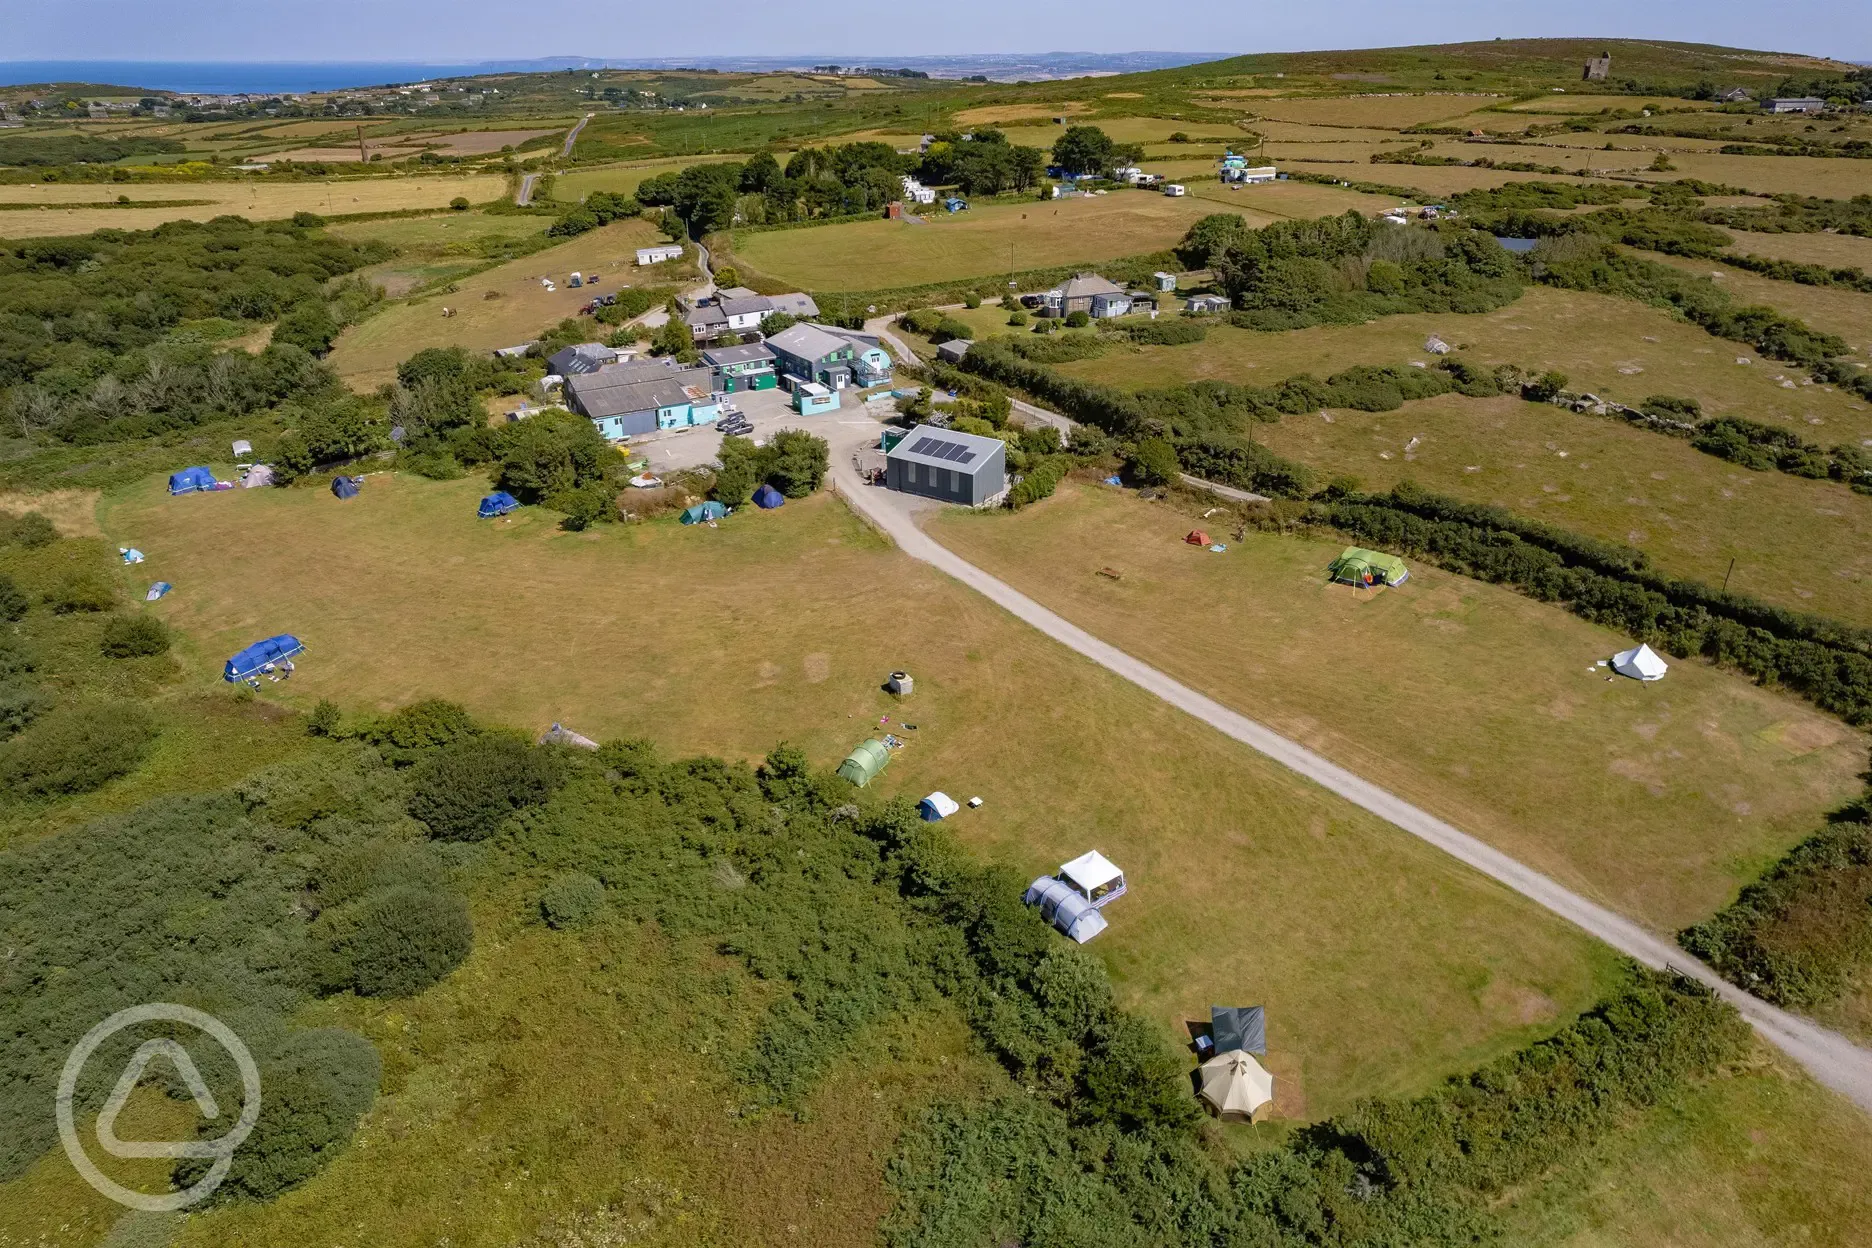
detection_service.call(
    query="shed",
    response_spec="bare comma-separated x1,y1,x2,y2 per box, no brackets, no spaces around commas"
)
224,634,304,682
935,339,972,364
837,738,891,787
919,791,960,821
885,423,1008,507
752,483,785,510
1023,876,1108,943
680,501,727,525
330,475,360,500
794,381,839,415
1152,271,1179,292
1059,850,1126,908
1328,547,1409,587
479,491,520,518
1612,643,1668,681
168,466,217,495
1211,1005,1267,1056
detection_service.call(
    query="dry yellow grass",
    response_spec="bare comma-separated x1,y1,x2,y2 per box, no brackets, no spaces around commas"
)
1637,151,1872,198
1501,95,1720,114
0,489,100,536
101,475,1622,1119
0,175,509,240
1282,160,1618,197
1056,285,1872,445
953,101,1090,125
929,483,1867,932
325,217,669,388
1249,95,1509,127
1188,178,1410,217
1724,228,1872,272
1643,251,1872,353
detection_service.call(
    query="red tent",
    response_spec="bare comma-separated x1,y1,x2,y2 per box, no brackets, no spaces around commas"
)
1185,530,1211,546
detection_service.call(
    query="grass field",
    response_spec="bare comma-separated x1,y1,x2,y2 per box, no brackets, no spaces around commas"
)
328,211,547,250
1633,151,1872,199
1257,390,1872,628
1247,94,1509,128
1054,285,1872,446
727,193,1216,292
325,217,670,388
0,174,510,239
102,473,1629,1123
1643,251,1872,353
1187,177,1411,217
929,483,1864,933
1726,228,1872,272
1280,159,1623,196
550,153,748,202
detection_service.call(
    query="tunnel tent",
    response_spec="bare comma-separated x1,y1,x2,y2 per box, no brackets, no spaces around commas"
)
223,634,304,682
918,791,960,821
1328,546,1409,587
1211,1005,1266,1056
479,491,520,518
837,738,891,787
1612,643,1668,681
681,501,727,525
168,466,217,495
1023,876,1108,943
330,475,360,500
752,484,785,510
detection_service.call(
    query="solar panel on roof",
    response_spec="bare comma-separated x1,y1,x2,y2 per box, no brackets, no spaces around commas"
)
908,437,937,455
938,442,967,461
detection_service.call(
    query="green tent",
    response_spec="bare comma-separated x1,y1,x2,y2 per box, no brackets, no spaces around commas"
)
681,501,727,525
837,739,891,787
1328,547,1409,587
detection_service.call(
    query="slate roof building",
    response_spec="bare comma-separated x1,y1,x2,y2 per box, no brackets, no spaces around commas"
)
546,343,619,377
565,361,720,438
885,423,1007,506
700,342,778,392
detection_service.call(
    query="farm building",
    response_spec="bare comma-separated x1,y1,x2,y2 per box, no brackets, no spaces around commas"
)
1043,273,1132,319
899,175,936,205
936,339,972,364
546,343,619,377
680,289,820,343
565,360,720,438
1767,97,1826,113
636,243,684,265
1583,53,1612,81
700,343,778,392
1152,271,1179,292
1328,547,1409,587
767,323,892,391
794,381,839,414
1223,165,1277,184
885,423,1007,507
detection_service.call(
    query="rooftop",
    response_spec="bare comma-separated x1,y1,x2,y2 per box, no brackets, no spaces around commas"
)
885,422,1007,474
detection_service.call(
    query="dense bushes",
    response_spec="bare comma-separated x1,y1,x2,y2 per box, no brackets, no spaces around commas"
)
1681,815,1872,1007
0,701,157,798
546,189,641,238
406,733,565,841
1008,454,1069,507
713,427,829,504
315,884,474,997
99,612,172,658
540,871,605,929
1113,318,1207,346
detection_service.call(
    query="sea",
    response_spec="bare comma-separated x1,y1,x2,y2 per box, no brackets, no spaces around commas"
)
0,52,1224,94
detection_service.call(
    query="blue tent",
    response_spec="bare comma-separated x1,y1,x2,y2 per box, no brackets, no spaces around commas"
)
680,501,727,525
752,484,785,510
330,475,360,500
223,634,304,682
145,581,172,602
478,491,519,518
168,466,216,495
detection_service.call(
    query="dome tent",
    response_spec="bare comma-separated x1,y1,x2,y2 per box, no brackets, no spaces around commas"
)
168,466,217,495
918,791,960,821
330,475,361,500
1612,643,1668,681
752,483,785,510
837,739,891,787
681,501,727,525
479,491,519,518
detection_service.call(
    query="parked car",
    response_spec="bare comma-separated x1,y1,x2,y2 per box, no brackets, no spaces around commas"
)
718,418,754,437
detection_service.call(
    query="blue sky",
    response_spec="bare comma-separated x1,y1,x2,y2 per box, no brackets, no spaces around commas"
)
7,0,1869,63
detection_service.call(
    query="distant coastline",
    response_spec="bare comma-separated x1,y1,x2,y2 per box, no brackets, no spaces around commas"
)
0,53,1222,94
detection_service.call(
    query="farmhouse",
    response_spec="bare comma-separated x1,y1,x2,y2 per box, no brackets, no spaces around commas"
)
564,360,721,438
766,323,893,390
546,342,620,376
681,289,821,343
1767,97,1826,113
636,243,684,266
885,423,1007,506
700,342,777,392
1043,273,1132,319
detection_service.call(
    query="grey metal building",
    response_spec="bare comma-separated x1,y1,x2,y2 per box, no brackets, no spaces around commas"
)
885,424,1007,506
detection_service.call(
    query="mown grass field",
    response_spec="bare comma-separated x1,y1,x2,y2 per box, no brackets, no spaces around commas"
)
929,482,1865,933
1725,228,1872,272
103,474,1626,1122
0,174,511,239
1642,251,1872,354
1257,390,1872,629
324,217,671,388
329,211,548,250
1247,94,1511,128
727,192,1217,291
1187,177,1411,218
1280,159,1627,197
1054,285,1872,445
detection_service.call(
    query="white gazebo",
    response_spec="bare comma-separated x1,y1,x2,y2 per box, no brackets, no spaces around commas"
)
1612,644,1669,682
1059,851,1126,908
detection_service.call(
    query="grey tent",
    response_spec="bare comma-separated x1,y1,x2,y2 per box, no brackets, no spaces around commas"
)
1023,875,1108,943
1211,1005,1266,1056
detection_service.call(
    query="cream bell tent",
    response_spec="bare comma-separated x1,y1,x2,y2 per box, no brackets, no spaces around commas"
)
1199,1049,1274,1123
1612,643,1668,681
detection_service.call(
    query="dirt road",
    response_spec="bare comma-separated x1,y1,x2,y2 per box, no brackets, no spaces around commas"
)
820,427,1872,1115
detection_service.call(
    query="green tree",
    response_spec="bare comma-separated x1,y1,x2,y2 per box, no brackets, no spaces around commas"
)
1064,310,1090,328
307,699,341,738
651,315,695,359
318,884,474,996
449,196,470,211
1049,126,1137,177
406,734,564,841
497,409,613,502
0,575,26,622
712,443,760,505
1365,258,1406,295
271,300,341,356
759,310,797,336
1127,436,1180,486
0,701,158,798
